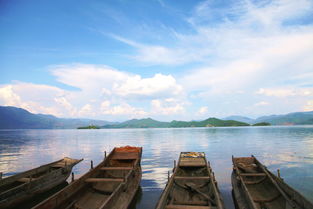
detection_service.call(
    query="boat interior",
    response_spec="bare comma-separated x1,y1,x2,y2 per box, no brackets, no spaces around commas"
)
164,152,220,209
65,148,141,209
233,157,289,209
0,157,79,196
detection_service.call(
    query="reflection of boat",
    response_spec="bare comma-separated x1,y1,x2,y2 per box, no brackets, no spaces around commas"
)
155,152,225,209
33,146,142,209
0,157,82,209
232,156,313,209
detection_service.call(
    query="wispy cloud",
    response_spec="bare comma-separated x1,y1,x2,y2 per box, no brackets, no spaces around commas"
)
1,0,313,119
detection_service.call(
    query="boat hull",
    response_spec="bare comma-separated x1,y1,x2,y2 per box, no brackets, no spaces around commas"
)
0,157,82,208
155,152,225,209
231,156,313,209
33,146,142,209
231,171,252,209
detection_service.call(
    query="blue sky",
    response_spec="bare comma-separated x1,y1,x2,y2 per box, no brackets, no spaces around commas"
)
1,0,313,121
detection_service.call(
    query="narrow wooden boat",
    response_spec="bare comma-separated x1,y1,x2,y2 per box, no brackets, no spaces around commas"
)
33,146,142,209
232,156,313,209
0,157,82,208
155,152,225,209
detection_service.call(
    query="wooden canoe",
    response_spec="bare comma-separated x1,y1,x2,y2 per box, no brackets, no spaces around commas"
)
232,155,313,209
32,146,142,209
155,152,226,209
0,157,82,208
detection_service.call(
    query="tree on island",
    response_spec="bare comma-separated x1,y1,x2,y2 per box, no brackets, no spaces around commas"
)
252,122,271,126
77,125,100,129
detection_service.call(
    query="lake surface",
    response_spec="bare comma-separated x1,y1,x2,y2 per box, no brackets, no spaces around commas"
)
1,126,313,208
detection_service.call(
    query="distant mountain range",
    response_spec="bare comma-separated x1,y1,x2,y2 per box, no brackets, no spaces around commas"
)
222,116,255,124
224,111,313,125
101,117,249,128
1,106,313,129
0,106,114,129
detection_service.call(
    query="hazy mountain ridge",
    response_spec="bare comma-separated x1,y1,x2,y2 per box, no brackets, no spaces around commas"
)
254,111,313,125
1,106,313,129
222,116,255,124
0,106,114,129
224,112,313,125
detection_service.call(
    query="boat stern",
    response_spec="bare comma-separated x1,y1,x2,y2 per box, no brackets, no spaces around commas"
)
179,152,206,167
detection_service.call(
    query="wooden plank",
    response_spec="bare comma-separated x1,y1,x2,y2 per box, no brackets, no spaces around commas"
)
111,152,138,160
240,173,266,177
165,205,213,209
100,167,133,170
51,164,66,168
17,177,37,182
173,200,208,205
179,158,206,167
85,178,124,183
174,176,210,180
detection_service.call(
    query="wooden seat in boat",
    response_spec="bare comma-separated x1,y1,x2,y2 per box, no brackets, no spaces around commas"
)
165,205,215,209
179,158,206,167
100,167,133,170
174,176,210,180
239,173,266,176
85,178,124,183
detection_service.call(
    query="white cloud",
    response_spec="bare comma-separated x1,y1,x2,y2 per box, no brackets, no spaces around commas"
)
77,104,94,117
254,101,269,106
0,65,185,119
0,85,22,106
197,106,208,115
51,64,183,99
151,99,185,115
256,88,313,97
0,83,69,116
113,73,183,98
303,100,313,111
101,103,147,117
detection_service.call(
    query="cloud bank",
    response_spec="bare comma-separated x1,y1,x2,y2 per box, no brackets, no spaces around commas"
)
1,0,313,120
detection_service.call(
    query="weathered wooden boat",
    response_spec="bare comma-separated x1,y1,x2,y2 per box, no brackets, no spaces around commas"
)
33,146,142,209
232,155,313,209
0,157,82,208
155,152,225,209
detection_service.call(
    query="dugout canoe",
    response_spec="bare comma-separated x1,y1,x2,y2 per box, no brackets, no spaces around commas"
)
33,146,142,209
0,157,82,208
232,155,313,209
155,152,225,209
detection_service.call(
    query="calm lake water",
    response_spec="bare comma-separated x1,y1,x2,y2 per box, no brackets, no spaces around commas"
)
1,126,313,208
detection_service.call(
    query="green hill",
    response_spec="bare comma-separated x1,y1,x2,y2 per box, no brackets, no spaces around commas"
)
102,118,169,128
103,117,249,128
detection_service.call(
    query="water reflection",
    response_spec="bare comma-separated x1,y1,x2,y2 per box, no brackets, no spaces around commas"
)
0,126,313,208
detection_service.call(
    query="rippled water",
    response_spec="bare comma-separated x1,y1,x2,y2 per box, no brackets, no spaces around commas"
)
1,126,313,208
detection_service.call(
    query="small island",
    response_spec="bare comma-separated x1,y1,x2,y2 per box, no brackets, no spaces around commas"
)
252,122,271,126
77,125,100,129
